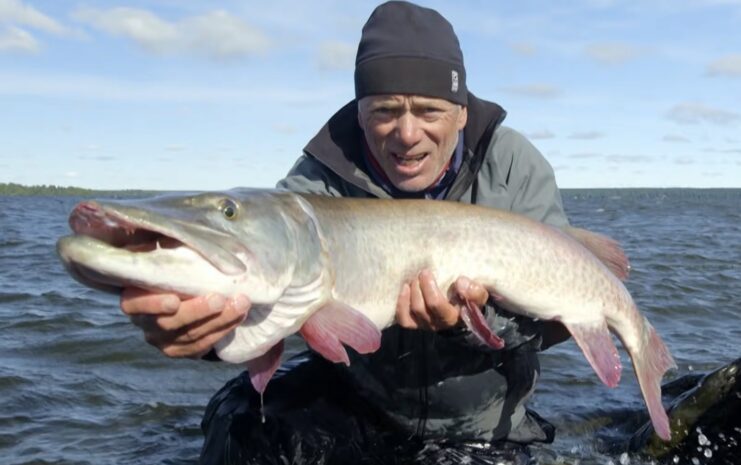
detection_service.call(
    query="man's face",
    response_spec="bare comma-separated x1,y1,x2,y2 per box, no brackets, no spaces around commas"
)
358,95,468,192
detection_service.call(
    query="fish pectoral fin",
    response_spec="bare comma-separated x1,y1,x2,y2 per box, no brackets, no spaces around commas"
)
460,299,505,349
245,340,284,394
565,320,622,387
299,300,381,365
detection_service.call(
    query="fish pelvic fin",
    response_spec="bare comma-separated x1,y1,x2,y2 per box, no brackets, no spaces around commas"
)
563,226,631,281
245,340,284,394
564,320,622,388
299,300,382,365
460,298,505,349
631,319,677,442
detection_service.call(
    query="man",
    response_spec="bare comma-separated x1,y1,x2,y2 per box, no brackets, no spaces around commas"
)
121,2,571,463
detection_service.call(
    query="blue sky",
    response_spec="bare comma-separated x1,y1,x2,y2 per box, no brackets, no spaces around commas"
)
1,0,740,190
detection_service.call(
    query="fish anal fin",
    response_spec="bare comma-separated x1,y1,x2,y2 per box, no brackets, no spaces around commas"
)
565,320,622,387
299,300,381,365
245,340,284,394
564,226,631,281
460,299,505,350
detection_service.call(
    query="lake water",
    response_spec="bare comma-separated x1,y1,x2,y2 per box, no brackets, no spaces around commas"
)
1,189,739,464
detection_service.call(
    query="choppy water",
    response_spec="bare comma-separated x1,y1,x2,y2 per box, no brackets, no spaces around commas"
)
1,189,739,464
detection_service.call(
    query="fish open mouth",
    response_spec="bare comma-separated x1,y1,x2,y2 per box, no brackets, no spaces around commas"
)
69,201,187,253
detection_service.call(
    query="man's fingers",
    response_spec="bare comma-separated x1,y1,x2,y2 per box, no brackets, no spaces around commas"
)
121,287,181,316
153,294,227,332
453,276,489,308
409,278,433,329
419,270,460,329
395,283,418,329
162,321,244,359
173,295,249,344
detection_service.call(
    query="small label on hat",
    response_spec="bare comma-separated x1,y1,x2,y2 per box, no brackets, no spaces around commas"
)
451,70,459,93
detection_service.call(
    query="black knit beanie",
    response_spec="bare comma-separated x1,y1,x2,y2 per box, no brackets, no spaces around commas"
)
354,1,468,105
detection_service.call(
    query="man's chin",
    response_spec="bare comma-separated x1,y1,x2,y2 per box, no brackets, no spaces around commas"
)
389,178,430,193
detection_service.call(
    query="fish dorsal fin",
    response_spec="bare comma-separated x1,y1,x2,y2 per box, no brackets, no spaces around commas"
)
564,226,631,281
299,300,381,365
245,340,284,394
564,320,622,387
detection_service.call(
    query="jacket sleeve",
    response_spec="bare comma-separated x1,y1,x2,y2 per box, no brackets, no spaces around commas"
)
499,127,569,228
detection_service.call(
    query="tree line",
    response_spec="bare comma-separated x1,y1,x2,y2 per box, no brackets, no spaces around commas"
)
0,182,151,196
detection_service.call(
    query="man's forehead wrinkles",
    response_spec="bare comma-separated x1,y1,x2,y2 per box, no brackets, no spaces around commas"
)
364,95,455,109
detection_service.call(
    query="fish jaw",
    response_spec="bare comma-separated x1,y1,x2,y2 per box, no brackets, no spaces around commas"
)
57,234,249,297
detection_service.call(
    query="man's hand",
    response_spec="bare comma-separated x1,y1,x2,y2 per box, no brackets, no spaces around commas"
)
120,288,250,359
395,270,489,331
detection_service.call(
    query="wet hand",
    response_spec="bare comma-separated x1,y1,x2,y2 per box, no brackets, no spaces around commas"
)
395,270,489,331
120,288,250,359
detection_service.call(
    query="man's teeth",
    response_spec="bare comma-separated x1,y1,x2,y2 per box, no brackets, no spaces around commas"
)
394,153,426,164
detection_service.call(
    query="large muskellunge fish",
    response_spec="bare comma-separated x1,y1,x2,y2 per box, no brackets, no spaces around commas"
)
56,189,676,440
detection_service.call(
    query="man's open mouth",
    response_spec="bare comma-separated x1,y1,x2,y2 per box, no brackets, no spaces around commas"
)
392,152,428,165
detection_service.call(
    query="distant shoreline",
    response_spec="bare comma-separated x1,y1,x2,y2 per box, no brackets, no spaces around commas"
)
0,183,156,197
1,182,738,197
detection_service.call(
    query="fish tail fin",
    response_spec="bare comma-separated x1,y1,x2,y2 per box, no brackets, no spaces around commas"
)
631,319,677,442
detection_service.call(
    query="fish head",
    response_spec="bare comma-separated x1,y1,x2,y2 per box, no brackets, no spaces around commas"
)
56,188,308,303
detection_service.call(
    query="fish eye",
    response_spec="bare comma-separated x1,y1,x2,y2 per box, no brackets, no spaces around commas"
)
219,199,238,220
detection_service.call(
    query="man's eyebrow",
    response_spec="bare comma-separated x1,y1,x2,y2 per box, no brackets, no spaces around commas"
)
369,98,401,106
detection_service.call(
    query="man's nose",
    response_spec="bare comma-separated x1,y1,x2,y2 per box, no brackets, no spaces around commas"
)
396,113,423,147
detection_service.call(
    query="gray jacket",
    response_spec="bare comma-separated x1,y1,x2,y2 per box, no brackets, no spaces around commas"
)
277,93,568,443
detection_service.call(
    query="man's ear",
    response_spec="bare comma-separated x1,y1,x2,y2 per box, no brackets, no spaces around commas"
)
356,98,366,132
457,106,468,130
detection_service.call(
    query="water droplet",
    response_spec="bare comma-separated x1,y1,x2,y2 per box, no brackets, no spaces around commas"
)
672,457,679,464
698,433,710,446
691,458,700,465
704,448,713,458
619,452,630,465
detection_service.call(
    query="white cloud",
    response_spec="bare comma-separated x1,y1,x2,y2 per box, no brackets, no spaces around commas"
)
317,40,355,70
509,41,537,56
527,129,555,140
666,102,741,125
662,134,691,143
606,154,653,163
674,156,695,165
73,7,270,59
500,83,561,99
272,123,298,134
706,53,741,77
569,152,602,159
584,42,642,65
184,10,270,59
0,0,68,35
568,131,605,140
0,25,37,52
0,71,345,104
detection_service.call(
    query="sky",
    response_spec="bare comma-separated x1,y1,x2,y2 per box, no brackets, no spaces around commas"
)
1,0,740,190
